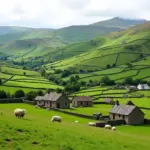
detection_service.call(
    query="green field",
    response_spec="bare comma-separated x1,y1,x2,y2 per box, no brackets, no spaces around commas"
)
0,103,150,150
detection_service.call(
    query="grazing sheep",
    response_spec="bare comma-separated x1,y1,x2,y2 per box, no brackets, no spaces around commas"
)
35,105,40,108
88,122,96,127
14,108,26,119
105,124,111,129
111,126,116,131
74,120,79,123
51,116,62,122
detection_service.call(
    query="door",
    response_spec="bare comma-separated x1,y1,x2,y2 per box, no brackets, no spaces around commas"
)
57,103,60,108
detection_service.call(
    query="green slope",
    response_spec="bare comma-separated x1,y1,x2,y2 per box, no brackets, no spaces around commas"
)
44,21,150,82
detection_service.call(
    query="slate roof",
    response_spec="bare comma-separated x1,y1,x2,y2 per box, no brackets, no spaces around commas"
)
35,96,44,101
110,104,137,116
42,92,63,101
72,96,92,102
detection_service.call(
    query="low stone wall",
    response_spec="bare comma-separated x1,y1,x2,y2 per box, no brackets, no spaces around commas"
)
23,100,36,105
0,98,23,103
96,119,125,127
51,108,94,120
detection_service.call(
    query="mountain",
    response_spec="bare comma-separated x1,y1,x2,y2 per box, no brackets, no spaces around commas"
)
0,17,148,65
92,17,147,28
40,21,150,83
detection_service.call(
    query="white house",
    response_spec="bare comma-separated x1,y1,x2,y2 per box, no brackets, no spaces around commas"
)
137,84,149,90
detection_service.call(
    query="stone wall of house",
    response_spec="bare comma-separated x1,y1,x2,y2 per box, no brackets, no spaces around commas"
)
127,108,144,125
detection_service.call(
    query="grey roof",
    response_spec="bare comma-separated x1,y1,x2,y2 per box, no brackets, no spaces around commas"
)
35,96,44,101
110,104,137,116
42,92,63,101
72,96,92,102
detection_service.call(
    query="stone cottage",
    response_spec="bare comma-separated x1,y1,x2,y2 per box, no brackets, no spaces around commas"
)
35,92,70,109
72,96,92,107
109,104,145,125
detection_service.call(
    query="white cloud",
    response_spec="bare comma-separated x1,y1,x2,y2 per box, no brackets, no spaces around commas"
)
0,0,149,28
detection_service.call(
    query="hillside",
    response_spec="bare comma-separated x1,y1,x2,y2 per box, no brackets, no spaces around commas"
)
0,17,147,59
92,17,147,28
43,21,150,83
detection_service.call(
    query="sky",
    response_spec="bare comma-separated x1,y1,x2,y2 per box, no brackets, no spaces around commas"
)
0,0,149,28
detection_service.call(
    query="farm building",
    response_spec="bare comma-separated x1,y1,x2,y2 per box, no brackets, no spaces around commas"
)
109,103,145,125
35,92,70,109
104,98,115,104
137,84,149,90
72,96,92,107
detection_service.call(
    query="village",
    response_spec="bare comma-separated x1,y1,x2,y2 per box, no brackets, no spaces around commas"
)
33,83,149,127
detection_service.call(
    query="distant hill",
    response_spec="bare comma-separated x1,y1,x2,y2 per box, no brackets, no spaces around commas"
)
92,17,147,28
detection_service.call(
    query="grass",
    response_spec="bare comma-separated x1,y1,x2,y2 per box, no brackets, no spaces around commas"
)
1,66,40,76
0,72,12,79
4,80,62,89
0,103,150,150
0,85,45,94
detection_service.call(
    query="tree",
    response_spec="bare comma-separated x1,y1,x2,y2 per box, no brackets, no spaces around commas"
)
37,90,44,96
14,90,25,98
100,76,115,85
56,88,62,93
0,78,2,85
126,63,132,68
123,77,133,85
26,91,37,101
112,63,116,67
23,72,26,76
140,54,144,58
75,75,80,80
106,64,111,69
69,76,76,83
0,90,7,99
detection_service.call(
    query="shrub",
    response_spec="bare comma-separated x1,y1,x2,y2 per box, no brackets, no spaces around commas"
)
26,91,37,101
0,90,7,99
14,90,25,98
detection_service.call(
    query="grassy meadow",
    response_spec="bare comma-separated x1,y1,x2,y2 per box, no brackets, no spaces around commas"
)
0,103,150,150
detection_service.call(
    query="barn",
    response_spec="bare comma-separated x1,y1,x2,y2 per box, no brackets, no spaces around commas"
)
35,92,70,109
109,104,145,125
72,96,92,107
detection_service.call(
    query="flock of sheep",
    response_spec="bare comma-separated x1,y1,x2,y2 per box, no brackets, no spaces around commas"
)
13,108,116,131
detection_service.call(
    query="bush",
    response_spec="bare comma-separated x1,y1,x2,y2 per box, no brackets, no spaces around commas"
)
14,90,25,98
26,91,37,101
37,90,44,96
0,90,7,99
123,77,133,85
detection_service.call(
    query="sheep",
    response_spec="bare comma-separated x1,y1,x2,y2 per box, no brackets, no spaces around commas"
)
35,105,40,108
74,120,79,123
51,116,62,122
111,126,116,131
14,108,26,119
104,124,111,129
88,122,96,127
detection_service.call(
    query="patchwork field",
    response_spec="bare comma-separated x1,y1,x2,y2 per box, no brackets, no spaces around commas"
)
0,103,150,150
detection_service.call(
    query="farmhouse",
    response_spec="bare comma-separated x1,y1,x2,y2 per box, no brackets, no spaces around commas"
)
109,103,145,125
72,96,92,107
104,98,115,104
137,84,149,90
35,92,70,109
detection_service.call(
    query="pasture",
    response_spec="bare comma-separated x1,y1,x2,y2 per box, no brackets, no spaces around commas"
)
0,103,150,150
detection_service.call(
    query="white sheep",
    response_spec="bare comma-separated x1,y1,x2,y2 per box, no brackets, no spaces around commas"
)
51,116,62,122
111,126,116,131
14,108,26,119
105,124,111,129
35,105,40,108
74,120,79,123
88,122,96,127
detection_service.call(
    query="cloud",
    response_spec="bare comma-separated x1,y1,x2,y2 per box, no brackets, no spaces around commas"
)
0,0,149,28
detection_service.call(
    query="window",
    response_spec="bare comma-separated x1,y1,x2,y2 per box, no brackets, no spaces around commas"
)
81,102,82,106
122,115,125,120
113,114,115,120
119,114,121,118
86,102,88,106
65,102,68,106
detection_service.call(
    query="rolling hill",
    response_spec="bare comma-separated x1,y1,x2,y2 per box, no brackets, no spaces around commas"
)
43,21,150,83
0,17,147,58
